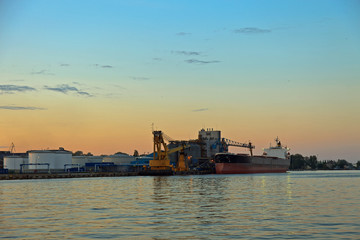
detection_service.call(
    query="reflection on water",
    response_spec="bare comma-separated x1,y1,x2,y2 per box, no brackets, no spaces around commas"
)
1,171,360,239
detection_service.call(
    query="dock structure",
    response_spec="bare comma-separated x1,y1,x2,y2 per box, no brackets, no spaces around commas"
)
0,169,213,180
0,172,138,180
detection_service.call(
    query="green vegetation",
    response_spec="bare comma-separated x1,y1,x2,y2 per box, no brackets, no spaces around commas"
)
290,154,358,170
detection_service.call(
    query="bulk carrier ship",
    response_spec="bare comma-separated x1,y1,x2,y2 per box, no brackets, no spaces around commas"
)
214,137,290,174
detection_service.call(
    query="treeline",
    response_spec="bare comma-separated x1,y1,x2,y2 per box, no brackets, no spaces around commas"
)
72,151,93,156
71,150,141,157
290,154,360,170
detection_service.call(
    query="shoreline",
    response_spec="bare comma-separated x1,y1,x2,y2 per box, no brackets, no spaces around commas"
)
0,170,213,180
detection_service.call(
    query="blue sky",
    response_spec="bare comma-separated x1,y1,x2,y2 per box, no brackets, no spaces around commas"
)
0,0,359,161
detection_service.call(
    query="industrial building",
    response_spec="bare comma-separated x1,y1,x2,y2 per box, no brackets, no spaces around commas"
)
4,156,29,173
72,156,104,168
0,128,251,176
102,153,135,165
0,151,11,169
28,148,72,172
167,128,225,168
167,128,253,171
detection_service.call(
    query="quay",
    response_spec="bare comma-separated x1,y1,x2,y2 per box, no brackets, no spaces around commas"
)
0,172,138,180
0,170,213,180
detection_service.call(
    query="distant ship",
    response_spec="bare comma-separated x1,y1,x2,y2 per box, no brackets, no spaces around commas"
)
214,137,290,174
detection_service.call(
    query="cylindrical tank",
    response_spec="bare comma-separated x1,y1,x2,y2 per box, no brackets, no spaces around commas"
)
102,154,135,165
28,149,72,170
4,156,29,171
72,156,104,168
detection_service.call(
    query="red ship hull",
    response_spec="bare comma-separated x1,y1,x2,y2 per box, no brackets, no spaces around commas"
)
215,162,289,174
214,153,290,174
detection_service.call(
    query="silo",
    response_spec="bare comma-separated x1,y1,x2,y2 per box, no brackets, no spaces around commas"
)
102,153,135,165
28,148,72,171
4,156,29,172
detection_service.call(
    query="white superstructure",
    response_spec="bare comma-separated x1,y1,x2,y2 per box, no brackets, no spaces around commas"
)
263,137,290,159
28,148,72,170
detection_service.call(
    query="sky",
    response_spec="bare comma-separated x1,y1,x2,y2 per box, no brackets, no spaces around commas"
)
0,0,359,162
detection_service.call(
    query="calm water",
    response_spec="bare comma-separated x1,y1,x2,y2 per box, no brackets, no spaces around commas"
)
1,171,359,239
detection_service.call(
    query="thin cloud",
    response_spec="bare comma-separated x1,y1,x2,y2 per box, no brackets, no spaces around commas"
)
44,84,93,97
9,79,25,82
0,85,36,94
173,51,201,56
31,70,54,75
0,106,47,110
153,58,162,61
176,32,191,36
60,63,70,67
77,91,92,96
185,59,220,64
130,76,150,81
192,108,209,112
31,70,46,74
234,27,271,34
111,84,127,90
93,64,114,68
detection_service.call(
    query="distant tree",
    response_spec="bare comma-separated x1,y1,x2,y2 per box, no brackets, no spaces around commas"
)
325,160,336,169
346,162,355,170
307,155,318,169
356,161,360,169
73,151,84,156
115,151,128,155
336,159,348,169
316,161,326,170
133,150,139,157
85,152,93,156
290,154,306,170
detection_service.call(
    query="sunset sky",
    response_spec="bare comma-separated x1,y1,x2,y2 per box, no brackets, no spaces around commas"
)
0,0,359,161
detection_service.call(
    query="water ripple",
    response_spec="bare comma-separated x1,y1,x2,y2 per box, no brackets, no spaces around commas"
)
1,171,360,239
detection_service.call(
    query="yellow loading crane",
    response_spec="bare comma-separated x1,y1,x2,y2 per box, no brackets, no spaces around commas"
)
150,130,171,171
168,141,190,172
150,131,190,172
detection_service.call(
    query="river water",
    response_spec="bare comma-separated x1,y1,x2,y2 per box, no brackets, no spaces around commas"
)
1,171,359,239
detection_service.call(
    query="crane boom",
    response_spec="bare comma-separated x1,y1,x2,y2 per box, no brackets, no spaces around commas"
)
222,138,254,149
222,138,255,156
168,144,190,155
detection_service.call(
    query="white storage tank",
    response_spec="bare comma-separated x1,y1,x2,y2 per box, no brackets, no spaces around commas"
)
4,156,29,171
72,156,104,168
28,148,72,170
103,153,135,165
